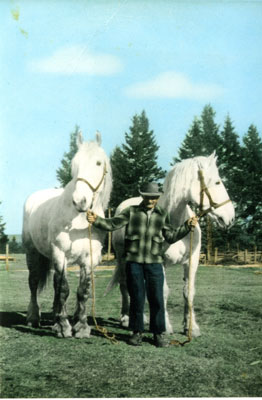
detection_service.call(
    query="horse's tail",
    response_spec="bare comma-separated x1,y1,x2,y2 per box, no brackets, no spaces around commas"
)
104,263,121,295
26,248,51,293
37,253,52,292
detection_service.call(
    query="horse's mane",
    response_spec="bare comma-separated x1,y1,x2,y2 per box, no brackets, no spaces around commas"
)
162,155,215,213
71,140,112,211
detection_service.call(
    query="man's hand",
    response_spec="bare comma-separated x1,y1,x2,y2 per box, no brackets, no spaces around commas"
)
86,210,97,224
187,216,199,231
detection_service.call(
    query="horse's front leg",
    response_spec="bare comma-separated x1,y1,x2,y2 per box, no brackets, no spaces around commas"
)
163,269,173,334
183,258,201,338
73,264,92,338
52,252,72,338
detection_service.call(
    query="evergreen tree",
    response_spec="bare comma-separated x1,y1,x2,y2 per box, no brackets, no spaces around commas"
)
56,125,81,187
239,125,262,245
110,110,166,208
218,115,243,200
174,117,202,162
200,104,222,157
9,236,25,253
173,104,222,164
211,115,244,250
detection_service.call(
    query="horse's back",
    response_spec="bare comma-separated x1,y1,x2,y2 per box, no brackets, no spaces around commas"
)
22,188,63,250
112,196,142,252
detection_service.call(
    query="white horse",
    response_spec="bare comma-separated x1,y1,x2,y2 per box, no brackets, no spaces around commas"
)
22,132,112,338
109,152,235,338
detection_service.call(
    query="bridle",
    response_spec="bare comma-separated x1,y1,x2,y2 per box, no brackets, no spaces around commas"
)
76,163,107,208
197,169,231,218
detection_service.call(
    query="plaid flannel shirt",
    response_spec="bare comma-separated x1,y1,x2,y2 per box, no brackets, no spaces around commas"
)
93,202,190,264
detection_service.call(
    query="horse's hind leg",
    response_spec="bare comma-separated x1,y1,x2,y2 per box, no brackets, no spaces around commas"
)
26,250,41,327
26,249,50,327
52,248,72,338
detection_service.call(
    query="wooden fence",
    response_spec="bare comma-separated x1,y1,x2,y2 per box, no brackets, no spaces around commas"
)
200,246,262,265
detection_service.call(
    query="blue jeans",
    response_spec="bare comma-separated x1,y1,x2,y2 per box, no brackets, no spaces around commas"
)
126,262,166,334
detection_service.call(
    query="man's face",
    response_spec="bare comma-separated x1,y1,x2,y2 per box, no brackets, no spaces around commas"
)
143,196,159,209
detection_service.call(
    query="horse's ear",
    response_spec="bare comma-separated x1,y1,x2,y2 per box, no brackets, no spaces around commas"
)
96,131,102,146
209,151,217,164
77,131,84,148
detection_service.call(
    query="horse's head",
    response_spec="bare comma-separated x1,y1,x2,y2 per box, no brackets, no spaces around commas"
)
71,131,112,212
189,152,235,228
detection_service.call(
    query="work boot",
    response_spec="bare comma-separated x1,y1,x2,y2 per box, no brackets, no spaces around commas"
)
154,333,169,348
128,332,143,346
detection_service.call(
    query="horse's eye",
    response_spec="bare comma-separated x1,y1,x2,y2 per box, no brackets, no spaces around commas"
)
216,181,221,185
96,161,102,166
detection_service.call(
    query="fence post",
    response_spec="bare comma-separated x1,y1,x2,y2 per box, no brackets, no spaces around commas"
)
244,249,248,264
206,216,212,263
6,244,9,271
254,245,257,264
214,247,218,264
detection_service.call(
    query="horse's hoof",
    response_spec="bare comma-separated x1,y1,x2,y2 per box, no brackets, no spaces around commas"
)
120,315,129,328
73,322,91,338
184,327,201,338
27,320,40,328
165,323,173,334
52,322,72,338
74,327,91,339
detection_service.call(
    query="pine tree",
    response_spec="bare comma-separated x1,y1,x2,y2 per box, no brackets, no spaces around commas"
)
110,110,166,208
56,125,81,187
218,115,243,201
239,125,262,245
209,115,243,250
174,117,203,162
173,104,222,164
200,104,222,157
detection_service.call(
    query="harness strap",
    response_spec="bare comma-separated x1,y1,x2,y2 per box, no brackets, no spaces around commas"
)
198,169,232,216
76,163,107,193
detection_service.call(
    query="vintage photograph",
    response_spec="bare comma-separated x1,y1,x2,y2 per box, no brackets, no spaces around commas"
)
0,0,261,398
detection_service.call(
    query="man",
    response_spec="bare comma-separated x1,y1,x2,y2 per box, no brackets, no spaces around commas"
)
87,182,198,347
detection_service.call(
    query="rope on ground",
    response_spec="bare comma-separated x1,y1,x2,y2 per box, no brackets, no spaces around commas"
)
89,224,118,344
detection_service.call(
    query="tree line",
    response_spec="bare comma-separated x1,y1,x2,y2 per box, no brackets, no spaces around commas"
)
1,104,261,253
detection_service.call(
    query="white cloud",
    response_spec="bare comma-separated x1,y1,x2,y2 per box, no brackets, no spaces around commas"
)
125,71,224,100
29,45,123,75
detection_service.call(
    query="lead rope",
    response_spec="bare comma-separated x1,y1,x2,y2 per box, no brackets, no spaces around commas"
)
170,228,194,346
88,221,118,344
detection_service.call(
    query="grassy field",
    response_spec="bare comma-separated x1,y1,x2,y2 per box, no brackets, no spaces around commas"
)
0,255,261,398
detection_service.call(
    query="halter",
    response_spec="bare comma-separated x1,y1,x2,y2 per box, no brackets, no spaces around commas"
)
197,169,231,218
76,163,107,208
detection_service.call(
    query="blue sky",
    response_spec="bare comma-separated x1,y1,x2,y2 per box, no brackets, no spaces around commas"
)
1,0,262,234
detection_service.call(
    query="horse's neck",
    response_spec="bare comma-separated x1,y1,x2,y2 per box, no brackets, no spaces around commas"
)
159,194,192,228
169,201,190,227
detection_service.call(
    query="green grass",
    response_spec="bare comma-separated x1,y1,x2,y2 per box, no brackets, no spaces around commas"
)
0,256,261,398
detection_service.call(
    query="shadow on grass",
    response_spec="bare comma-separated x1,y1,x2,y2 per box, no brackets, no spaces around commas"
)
0,312,139,344
0,311,55,336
